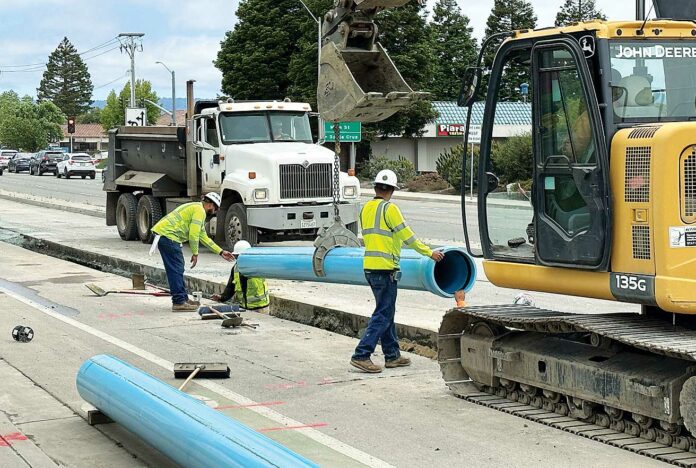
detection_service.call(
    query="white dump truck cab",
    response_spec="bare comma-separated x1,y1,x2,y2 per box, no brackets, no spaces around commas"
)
193,100,361,246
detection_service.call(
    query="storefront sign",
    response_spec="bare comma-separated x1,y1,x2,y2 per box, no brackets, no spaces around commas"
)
437,123,466,137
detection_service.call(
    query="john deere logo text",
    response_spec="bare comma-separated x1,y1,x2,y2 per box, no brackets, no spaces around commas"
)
613,44,696,59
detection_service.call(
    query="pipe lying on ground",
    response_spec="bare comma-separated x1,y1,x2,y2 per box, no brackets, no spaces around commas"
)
76,354,318,468
237,246,476,298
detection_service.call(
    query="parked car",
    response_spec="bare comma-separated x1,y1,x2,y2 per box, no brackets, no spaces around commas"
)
8,153,32,173
29,150,64,176
0,149,18,169
56,153,96,179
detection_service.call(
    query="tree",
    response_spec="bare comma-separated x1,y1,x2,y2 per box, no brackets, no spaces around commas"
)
216,0,309,100
367,1,438,138
482,0,537,101
555,0,606,26
430,0,478,101
37,37,93,117
100,81,160,130
77,106,102,124
0,92,64,151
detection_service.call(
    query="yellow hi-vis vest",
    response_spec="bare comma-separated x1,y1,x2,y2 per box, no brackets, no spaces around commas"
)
233,270,270,309
360,198,433,270
152,202,222,255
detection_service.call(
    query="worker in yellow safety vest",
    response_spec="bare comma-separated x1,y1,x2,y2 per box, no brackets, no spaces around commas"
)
350,169,444,373
212,241,270,311
151,193,234,312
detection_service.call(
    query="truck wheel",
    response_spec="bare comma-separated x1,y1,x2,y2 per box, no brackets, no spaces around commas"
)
116,193,139,241
346,221,358,236
136,195,163,244
225,203,258,247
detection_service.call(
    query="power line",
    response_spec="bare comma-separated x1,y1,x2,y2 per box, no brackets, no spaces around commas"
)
93,71,130,90
0,37,120,72
78,37,119,56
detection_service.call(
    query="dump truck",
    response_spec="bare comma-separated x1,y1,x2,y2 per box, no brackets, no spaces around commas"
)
318,0,696,460
104,81,361,247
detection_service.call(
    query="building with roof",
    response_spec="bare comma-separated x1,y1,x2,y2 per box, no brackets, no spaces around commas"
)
371,101,532,172
156,110,186,126
59,123,108,154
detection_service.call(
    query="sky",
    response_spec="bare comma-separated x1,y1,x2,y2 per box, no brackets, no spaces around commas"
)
0,0,637,103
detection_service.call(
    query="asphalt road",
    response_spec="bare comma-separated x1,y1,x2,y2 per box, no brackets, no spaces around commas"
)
0,171,540,247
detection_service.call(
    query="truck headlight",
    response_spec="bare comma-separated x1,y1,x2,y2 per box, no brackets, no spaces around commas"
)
253,188,269,201
343,186,357,198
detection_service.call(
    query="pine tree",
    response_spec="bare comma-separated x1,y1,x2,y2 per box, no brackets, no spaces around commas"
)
482,0,537,101
216,0,309,100
430,0,478,101
37,37,93,117
555,0,606,26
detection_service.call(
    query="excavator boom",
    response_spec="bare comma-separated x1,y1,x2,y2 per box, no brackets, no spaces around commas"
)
317,0,427,123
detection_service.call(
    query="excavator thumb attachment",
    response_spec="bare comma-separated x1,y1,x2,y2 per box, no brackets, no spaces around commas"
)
317,0,427,123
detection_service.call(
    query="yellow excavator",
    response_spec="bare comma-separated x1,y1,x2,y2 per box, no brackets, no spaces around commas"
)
319,0,696,459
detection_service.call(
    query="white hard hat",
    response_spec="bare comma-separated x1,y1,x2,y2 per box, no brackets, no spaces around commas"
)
203,192,221,208
373,169,399,189
233,240,251,254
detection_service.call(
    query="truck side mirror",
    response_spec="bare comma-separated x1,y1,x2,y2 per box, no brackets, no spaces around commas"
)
458,67,481,108
192,140,215,151
176,127,186,147
213,154,220,164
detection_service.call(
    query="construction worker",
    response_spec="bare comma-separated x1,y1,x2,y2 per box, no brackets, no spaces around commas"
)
151,193,234,312
351,169,445,373
212,240,270,311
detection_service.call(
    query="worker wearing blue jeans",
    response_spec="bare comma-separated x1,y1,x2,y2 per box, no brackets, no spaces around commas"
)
352,270,400,363
157,236,188,305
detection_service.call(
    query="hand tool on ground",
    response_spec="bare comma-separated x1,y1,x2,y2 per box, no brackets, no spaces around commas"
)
173,362,230,393
209,307,244,328
85,284,171,297
145,282,170,293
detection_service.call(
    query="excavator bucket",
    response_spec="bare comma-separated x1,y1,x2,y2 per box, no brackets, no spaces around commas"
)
317,0,427,123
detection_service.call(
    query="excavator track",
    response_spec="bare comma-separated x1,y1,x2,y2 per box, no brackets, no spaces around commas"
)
438,305,696,466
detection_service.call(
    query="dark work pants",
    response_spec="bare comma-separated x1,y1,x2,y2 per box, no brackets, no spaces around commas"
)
352,270,401,361
157,236,188,305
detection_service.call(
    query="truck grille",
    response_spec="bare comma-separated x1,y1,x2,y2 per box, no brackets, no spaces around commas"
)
279,163,332,199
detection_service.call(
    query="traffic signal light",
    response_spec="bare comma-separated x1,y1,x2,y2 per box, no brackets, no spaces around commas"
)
67,117,76,134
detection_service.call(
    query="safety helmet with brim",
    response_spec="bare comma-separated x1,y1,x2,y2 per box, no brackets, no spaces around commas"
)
373,169,399,189
203,192,222,208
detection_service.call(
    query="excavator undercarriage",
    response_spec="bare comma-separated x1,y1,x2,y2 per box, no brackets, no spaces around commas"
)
439,305,696,465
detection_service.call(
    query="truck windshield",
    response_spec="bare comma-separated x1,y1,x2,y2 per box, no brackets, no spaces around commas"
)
219,111,312,144
609,41,696,122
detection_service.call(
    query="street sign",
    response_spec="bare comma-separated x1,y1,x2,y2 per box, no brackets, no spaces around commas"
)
468,124,482,144
324,121,362,142
126,108,147,126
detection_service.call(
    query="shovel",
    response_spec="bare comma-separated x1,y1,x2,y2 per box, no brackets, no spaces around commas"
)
85,284,170,297
209,307,244,328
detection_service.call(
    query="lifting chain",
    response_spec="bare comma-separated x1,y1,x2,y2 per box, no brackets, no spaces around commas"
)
332,122,341,220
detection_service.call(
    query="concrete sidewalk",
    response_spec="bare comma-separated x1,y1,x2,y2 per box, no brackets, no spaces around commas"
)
0,197,636,355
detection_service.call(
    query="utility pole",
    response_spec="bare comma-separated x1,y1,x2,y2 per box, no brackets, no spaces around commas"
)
118,33,145,107
156,61,176,126
298,0,324,142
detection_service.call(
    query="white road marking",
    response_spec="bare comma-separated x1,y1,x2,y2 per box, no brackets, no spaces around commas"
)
0,285,393,468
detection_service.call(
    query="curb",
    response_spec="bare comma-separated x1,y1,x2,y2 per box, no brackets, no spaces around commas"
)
0,192,104,218
362,188,463,205
0,228,439,357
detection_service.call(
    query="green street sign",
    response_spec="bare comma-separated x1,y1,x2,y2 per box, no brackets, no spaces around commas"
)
324,121,362,142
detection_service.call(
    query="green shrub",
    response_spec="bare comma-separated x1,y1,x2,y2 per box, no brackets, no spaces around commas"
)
491,133,533,185
358,155,416,183
436,145,479,193
404,172,450,192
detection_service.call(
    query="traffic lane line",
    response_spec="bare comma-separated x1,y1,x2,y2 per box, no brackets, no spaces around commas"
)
215,401,286,410
260,423,328,433
0,284,394,468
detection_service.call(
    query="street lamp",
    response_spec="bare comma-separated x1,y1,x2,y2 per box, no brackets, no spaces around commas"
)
298,0,324,142
155,61,176,126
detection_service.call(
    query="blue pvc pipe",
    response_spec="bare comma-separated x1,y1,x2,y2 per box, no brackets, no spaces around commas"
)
236,246,476,298
76,355,318,468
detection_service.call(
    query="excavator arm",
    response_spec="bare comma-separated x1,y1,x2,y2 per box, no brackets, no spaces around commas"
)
317,0,427,123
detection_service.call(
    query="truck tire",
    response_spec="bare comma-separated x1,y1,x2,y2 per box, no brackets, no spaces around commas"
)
116,193,139,241
225,203,258,247
136,195,163,244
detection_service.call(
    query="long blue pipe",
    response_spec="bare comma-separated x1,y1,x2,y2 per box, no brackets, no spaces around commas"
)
236,246,476,298
76,355,318,468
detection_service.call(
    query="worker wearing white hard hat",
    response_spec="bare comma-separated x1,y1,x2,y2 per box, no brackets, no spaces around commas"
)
151,192,233,312
350,168,445,373
213,240,270,310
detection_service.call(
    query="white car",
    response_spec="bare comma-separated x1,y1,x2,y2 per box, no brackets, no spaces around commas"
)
0,149,18,169
56,153,96,179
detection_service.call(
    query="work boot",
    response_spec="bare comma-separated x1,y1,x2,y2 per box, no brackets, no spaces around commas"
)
385,356,411,368
350,358,382,373
172,302,198,312
187,299,200,306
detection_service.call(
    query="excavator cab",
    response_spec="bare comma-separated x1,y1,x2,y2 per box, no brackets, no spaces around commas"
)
317,0,427,123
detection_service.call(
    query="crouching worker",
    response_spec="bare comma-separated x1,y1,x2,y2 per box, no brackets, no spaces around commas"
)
212,240,270,311
151,193,234,312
